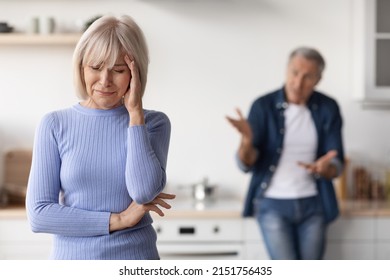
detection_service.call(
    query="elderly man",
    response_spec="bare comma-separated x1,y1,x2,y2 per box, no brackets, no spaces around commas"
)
227,47,345,260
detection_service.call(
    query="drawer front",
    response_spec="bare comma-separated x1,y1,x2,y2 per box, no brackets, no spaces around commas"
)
153,218,243,242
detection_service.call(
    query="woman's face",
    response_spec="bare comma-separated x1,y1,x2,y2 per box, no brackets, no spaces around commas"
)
82,55,131,110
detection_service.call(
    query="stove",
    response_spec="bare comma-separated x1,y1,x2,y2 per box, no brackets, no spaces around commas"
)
152,197,245,260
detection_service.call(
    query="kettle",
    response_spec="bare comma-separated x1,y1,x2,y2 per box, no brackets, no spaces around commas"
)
191,177,217,201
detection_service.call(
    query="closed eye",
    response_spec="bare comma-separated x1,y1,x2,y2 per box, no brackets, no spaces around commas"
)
114,69,125,73
90,66,101,71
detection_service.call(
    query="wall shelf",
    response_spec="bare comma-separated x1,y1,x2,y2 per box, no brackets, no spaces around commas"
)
0,33,81,46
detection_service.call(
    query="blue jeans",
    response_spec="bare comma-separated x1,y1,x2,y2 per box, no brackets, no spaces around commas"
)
255,196,326,260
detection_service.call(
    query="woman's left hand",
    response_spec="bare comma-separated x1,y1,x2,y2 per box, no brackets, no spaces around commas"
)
123,55,144,125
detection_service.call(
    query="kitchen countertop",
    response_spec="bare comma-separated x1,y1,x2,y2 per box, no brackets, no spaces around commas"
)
339,200,390,217
154,198,390,219
0,197,245,219
0,204,27,219
3,199,390,219
152,197,244,219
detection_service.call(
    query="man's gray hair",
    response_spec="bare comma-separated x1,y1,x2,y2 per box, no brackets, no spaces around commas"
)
289,47,325,75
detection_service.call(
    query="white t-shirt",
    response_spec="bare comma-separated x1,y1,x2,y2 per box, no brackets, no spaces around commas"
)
264,103,318,199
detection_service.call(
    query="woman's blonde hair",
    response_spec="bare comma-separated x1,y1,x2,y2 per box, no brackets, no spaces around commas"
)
73,15,149,99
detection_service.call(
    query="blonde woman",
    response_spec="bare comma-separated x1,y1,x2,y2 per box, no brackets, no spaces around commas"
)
26,15,174,260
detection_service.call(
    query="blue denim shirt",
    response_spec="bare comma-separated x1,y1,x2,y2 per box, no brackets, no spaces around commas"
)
239,87,345,223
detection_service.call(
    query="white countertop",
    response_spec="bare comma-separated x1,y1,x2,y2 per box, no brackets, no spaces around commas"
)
4,199,390,219
0,197,245,220
151,196,244,219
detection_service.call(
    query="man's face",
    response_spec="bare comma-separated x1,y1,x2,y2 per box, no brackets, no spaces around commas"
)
285,55,321,105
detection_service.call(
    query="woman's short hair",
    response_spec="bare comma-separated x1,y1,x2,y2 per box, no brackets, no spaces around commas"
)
289,47,325,77
73,15,149,99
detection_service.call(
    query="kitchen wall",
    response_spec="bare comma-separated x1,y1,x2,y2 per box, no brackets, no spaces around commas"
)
0,0,388,198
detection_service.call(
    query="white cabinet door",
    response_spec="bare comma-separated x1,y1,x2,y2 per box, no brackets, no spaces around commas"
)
0,219,52,259
375,218,390,259
375,243,390,259
376,218,390,241
351,0,390,105
243,242,269,260
327,217,375,241
242,218,269,259
325,217,376,260
242,218,263,241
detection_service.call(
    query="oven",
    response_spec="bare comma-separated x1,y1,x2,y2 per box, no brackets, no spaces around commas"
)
153,217,244,260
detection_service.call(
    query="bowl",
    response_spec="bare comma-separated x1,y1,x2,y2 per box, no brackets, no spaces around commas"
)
0,22,13,33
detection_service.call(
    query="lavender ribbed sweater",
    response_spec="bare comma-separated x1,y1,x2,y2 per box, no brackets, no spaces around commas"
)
26,104,171,260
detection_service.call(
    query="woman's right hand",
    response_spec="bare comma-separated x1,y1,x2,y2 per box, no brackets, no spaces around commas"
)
109,192,176,232
123,55,145,126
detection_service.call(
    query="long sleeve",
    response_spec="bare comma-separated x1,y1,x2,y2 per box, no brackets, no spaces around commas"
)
126,111,171,204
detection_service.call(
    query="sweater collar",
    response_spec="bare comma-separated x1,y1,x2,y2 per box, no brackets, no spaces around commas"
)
72,103,128,116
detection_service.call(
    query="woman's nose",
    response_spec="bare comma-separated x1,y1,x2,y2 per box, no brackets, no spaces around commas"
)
100,70,112,87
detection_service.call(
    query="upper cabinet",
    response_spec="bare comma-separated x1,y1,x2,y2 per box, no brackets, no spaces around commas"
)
0,33,81,46
354,0,390,107
375,0,390,88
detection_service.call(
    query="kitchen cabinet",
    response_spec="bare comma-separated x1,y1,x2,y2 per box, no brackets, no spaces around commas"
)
0,33,80,46
325,217,376,259
375,218,390,259
0,217,51,259
244,216,382,260
325,216,390,259
2,201,390,260
376,243,390,259
353,0,390,106
242,218,269,260
243,217,386,260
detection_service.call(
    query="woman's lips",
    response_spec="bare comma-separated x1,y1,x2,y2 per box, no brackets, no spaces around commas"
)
94,90,115,96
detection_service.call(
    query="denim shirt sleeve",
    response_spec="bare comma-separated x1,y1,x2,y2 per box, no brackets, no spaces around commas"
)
311,93,345,176
235,150,259,173
330,157,343,177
